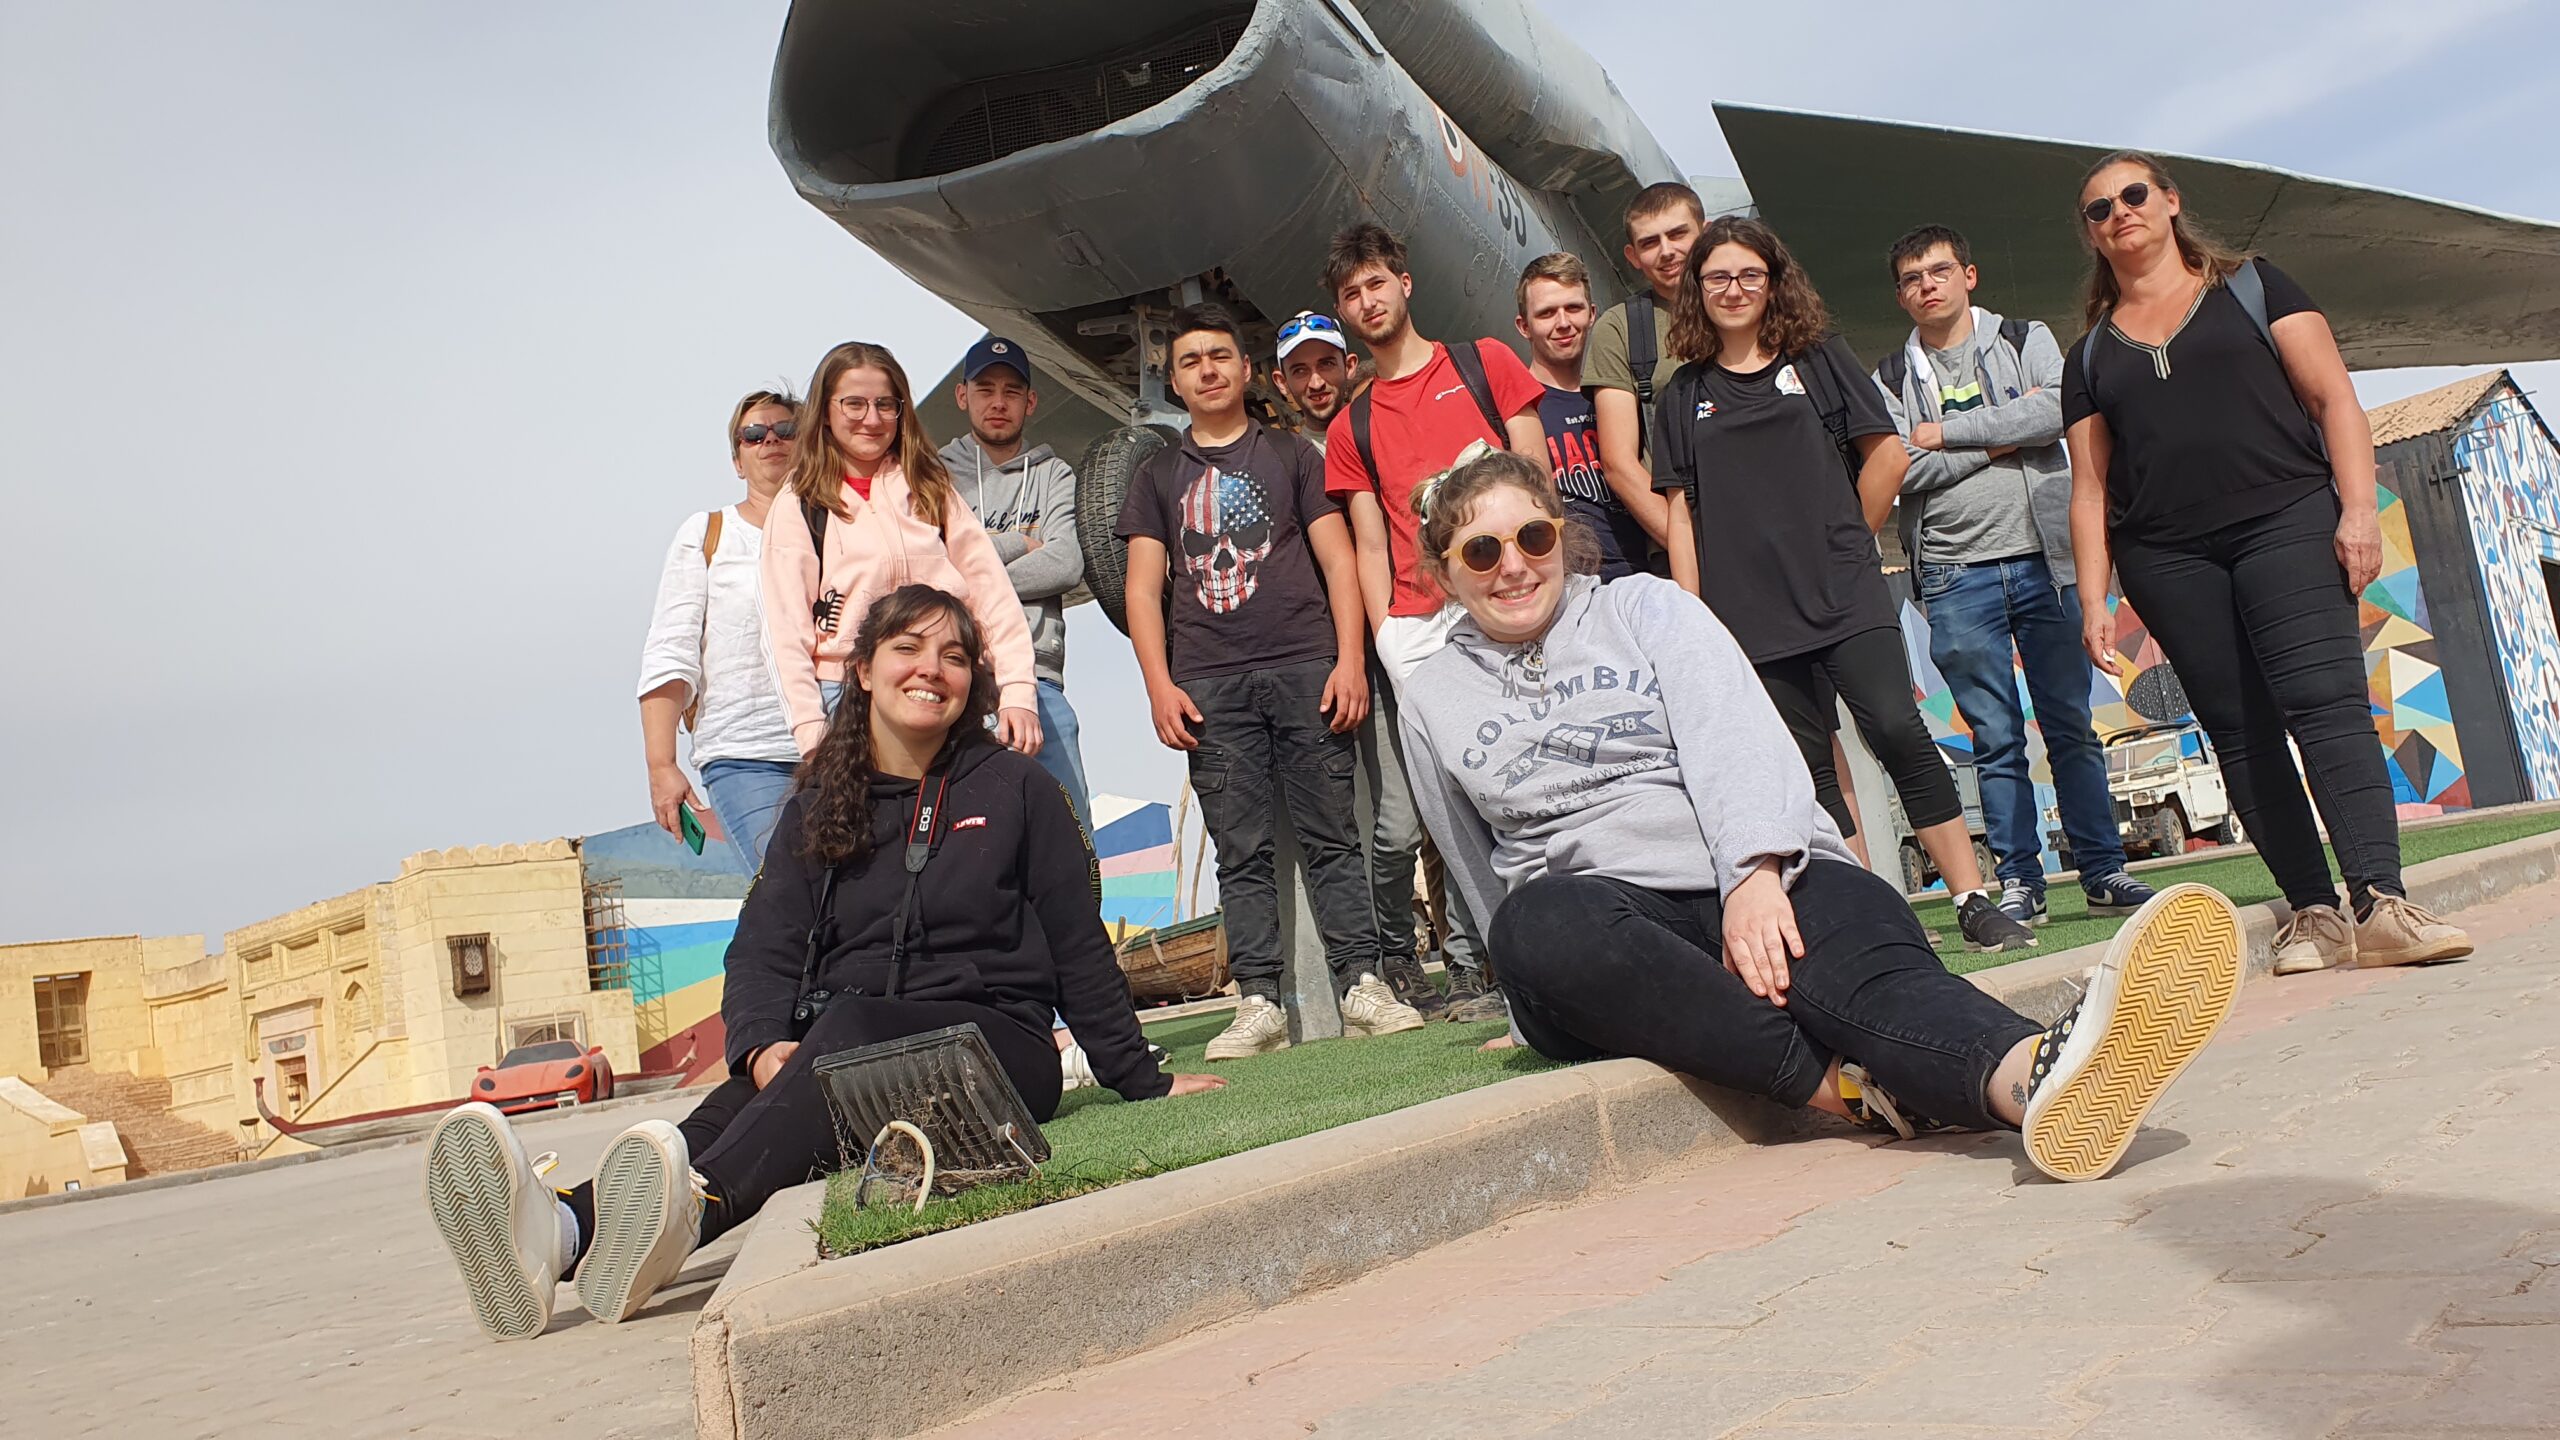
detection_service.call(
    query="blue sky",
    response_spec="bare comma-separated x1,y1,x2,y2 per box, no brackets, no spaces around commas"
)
3,1,2555,944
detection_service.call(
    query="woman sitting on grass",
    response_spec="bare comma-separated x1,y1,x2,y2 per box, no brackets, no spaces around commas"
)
1396,449,2244,1181
424,585,1223,1342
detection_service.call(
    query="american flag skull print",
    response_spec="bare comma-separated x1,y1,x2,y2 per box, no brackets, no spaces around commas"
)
1177,463,1275,614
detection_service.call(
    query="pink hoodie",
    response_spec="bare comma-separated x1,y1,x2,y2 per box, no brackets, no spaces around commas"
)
760,460,1039,754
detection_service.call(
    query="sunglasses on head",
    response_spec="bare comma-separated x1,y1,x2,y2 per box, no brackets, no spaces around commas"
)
1445,518,1561,574
738,420,798,444
2081,182,2153,225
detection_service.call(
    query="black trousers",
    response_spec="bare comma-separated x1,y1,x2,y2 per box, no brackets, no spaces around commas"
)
570,997,1058,1254
2113,486,2401,914
1489,859,2040,1131
1756,626,1963,839
1186,657,1382,996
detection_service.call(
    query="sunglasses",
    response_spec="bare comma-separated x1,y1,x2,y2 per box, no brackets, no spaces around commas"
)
2081,182,2152,225
1445,518,1561,574
738,420,798,445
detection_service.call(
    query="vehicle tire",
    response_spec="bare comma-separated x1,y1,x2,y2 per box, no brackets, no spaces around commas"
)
2152,803,2190,856
1075,424,1182,635
2215,811,2247,847
592,1054,616,1102
1971,837,1998,887
1900,840,1930,895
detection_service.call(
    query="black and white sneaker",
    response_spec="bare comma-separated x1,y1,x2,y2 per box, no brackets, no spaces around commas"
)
1999,878,2049,928
1837,1063,1960,1141
1958,892,2039,954
2082,870,2158,917
2022,883,2244,1181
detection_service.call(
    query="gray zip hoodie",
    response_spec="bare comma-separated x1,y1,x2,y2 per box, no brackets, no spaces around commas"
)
1876,306,2076,596
1399,573,1859,943
939,433,1082,686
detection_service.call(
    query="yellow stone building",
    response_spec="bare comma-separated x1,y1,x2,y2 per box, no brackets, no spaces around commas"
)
2,838,638,1198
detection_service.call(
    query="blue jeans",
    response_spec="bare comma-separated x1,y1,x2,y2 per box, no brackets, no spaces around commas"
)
698,758,799,872
1033,679,1094,847
1919,553,2128,888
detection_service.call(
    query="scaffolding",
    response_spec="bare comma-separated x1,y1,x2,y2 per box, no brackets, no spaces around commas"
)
583,878,631,991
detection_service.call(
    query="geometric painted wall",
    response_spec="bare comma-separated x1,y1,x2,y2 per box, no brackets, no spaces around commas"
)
2449,383,2560,799
2363,479,2471,812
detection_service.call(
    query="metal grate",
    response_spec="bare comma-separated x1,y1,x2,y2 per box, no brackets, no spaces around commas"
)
909,11,1250,176
583,879,631,992
816,1024,1050,1197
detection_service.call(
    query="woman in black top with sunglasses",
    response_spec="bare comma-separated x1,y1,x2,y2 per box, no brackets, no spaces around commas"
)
2061,150,2470,977
427,586,1222,1344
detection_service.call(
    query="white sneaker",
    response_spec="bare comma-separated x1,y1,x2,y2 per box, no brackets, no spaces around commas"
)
2272,904,2355,975
575,1119,705,1324
1059,1041,1097,1092
1340,972,1427,1037
1203,994,1290,1061
424,1101,565,1342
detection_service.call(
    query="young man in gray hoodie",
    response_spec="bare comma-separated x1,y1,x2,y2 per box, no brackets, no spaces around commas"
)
1875,226,2152,929
942,334,1093,842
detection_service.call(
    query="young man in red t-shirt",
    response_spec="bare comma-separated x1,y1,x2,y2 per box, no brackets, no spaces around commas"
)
1319,223,1547,1024
1322,223,1549,688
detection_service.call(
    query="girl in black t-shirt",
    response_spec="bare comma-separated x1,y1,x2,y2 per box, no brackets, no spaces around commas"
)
1652,216,2035,956
2061,150,2469,975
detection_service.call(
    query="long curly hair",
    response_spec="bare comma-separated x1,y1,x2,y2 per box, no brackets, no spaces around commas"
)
2077,150,2248,331
788,341,957,529
792,584,1001,868
1666,215,1833,363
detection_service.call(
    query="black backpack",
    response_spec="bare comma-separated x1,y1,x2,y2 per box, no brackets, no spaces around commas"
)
1874,316,2037,401
1345,338,1508,508
1622,291,1660,458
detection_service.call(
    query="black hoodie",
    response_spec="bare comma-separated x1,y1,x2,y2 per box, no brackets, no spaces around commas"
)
719,738,1170,1101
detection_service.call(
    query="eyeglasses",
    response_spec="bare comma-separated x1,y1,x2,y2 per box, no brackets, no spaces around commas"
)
2081,182,2152,225
1445,518,1561,574
832,395,903,419
1895,261,1962,296
1701,268,1770,295
737,420,798,445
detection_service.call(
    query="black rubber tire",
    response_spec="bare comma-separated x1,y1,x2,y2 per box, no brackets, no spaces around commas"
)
1075,424,1182,636
1900,840,1931,896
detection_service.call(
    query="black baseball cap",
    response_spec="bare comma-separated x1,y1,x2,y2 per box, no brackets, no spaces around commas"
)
961,335,1032,385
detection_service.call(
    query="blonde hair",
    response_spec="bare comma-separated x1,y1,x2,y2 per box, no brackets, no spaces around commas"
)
1515,251,1592,317
789,342,954,526
2078,150,2248,330
1414,449,1602,586
726,388,799,459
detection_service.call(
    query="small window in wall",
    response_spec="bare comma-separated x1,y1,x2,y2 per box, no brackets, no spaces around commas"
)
448,933,493,997
343,982,371,1032
34,974,90,1069
508,1017,582,1051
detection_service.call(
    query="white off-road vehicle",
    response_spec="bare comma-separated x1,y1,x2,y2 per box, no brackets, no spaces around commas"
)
2095,722,2243,859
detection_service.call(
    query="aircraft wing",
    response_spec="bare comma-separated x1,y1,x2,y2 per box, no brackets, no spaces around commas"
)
1714,103,2560,370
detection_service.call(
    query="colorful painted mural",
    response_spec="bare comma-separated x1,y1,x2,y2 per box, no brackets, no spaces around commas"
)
2451,385,2560,800
580,820,751,1082
1094,794,1182,937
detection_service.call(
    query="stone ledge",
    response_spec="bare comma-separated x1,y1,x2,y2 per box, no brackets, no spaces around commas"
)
690,825,2560,1440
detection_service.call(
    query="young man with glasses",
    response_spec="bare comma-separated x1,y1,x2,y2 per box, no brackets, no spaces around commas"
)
938,335,1094,844
1876,225,2154,925
1320,224,1549,1024
1580,182,1701,571
1119,304,1425,1058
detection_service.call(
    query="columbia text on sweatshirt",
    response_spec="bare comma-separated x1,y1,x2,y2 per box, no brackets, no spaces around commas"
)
719,740,1169,1101
939,434,1083,687
1398,574,1860,944
758,459,1039,754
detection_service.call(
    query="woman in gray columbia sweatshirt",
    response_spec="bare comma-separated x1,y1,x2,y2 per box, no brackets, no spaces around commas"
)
1397,450,2246,1183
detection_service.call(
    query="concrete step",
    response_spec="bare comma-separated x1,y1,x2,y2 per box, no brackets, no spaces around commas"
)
33,1067,239,1178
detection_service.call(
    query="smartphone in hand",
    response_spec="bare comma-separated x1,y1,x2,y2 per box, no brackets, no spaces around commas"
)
678,803,708,856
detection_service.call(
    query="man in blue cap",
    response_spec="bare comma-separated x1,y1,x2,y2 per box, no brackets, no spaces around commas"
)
940,335,1093,842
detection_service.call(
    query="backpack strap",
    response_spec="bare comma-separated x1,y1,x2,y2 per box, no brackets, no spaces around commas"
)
1445,339,1507,441
1625,292,1658,456
1790,344,1855,467
803,493,829,556
1876,348,1910,402
2225,258,2276,354
684,509,724,732
1998,316,2035,363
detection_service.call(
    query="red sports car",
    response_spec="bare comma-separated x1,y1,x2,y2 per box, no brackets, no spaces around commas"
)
474,1040,616,1114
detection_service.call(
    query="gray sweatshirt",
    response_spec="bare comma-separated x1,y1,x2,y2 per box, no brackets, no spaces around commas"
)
1876,306,2076,592
1399,574,1859,945
939,434,1083,686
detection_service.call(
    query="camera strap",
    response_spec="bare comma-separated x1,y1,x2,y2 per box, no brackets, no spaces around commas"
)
888,765,953,998
792,863,841,1036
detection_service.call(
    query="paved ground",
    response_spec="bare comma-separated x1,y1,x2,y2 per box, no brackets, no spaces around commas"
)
8,884,2554,1440
0,1092,724,1439
928,882,2560,1440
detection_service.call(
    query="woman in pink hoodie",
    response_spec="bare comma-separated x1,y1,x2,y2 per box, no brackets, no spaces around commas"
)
762,341,1043,757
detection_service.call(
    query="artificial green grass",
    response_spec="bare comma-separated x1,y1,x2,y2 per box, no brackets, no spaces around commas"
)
816,807,2559,1255
817,1010,1553,1256
1916,807,2560,973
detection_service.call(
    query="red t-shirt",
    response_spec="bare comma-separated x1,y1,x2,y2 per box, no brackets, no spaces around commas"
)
1324,339,1543,616
844,472,875,502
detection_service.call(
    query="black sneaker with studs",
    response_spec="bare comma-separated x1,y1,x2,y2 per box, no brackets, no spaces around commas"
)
1958,891,2039,954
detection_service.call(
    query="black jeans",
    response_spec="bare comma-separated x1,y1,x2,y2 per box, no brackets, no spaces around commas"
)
1489,859,2041,1131
1756,626,1963,839
568,997,1058,1254
1187,657,1382,996
2113,486,2401,914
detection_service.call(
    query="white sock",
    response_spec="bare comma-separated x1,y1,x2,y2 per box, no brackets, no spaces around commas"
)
555,1198,581,1264
1956,888,1988,905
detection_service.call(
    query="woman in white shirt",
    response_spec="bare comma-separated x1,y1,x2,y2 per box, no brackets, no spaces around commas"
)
637,390,806,869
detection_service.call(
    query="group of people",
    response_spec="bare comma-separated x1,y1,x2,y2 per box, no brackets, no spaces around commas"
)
421,148,2474,1344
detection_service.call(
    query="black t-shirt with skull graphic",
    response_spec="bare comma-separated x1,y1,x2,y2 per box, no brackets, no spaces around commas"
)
1116,418,1343,683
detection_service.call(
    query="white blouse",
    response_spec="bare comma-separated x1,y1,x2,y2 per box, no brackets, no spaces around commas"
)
636,505,800,765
